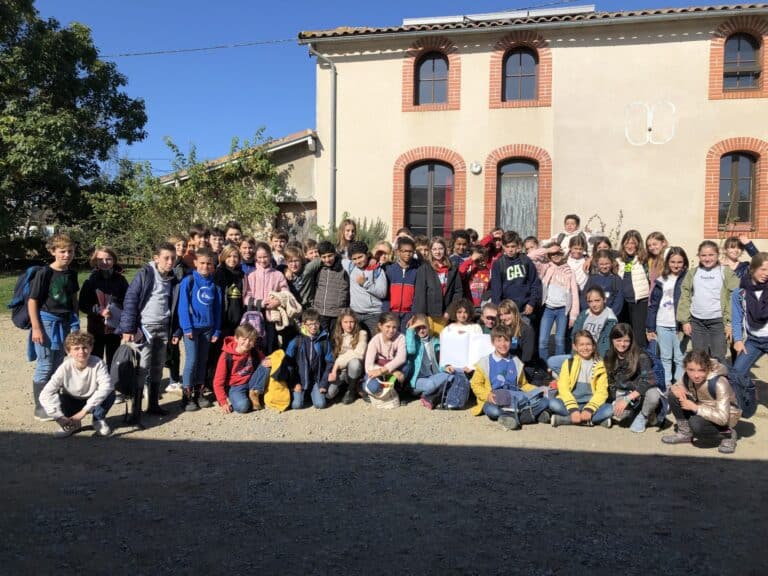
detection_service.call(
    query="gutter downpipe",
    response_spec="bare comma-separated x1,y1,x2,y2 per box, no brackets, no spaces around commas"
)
308,44,337,229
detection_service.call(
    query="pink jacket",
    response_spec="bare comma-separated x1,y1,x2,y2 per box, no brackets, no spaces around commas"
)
242,266,288,308
365,333,407,374
530,248,580,322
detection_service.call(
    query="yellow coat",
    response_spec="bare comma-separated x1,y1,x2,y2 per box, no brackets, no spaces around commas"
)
470,355,534,416
555,356,609,414
263,349,291,412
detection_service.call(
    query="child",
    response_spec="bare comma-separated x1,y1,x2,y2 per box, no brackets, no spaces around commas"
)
722,234,759,279
646,247,689,387
344,241,387,336
373,240,393,265
604,323,663,433
478,227,504,265
213,324,272,414
645,232,669,287
328,309,368,404
270,229,289,267
28,233,80,421
280,246,312,308
529,245,579,362
497,299,536,367
677,241,738,363
224,221,243,246
303,238,319,261
490,231,541,323
549,331,612,428
545,214,591,254
382,237,421,331
458,246,491,311
566,234,590,291
470,325,550,430
413,237,463,323
413,235,430,261
336,217,357,258
239,237,257,276
78,246,129,370
449,230,470,267
209,227,225,263
304,240,350,334
582,249,624,317
466,228,479,244
39,332,115,438
617,229,650,347
181,223,210,270
662,350,740,453
443,299,483,335
479,302,498,334
363,312,407,404
177,247,222,411
213,244,245,337
170,235,188,270
242,242,289,354
404,314,454,409
120,242,179,423
285,309,334,410
731,252,768,378
523,236,539,255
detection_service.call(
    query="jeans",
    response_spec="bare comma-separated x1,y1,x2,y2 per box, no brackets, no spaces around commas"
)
668,393,729,437
91,333,121,371
549,398,612,424
138,324,169,390
32,317,70,385
228,365,269,413
182,328,213,390
612,387,662,422
546,354,572,376
732,334,768,378
413,372,453,396
690,316,726,363
292,385,327,410
655,326,686,385
539,306,567,361
60,390,116,421
482,388,549,421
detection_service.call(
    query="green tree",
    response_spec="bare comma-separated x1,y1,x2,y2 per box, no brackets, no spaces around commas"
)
0,0,147,237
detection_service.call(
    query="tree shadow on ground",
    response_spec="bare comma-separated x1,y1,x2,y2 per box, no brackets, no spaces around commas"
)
0,433,765,576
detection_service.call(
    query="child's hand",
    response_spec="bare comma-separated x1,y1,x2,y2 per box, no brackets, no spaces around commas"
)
356,275,366,286
122,333,135,343
463,366,473,374
444,365,455,374
570,411,581,424
568,318,575,329
328,370,337,382
613,398,629,418
171,336,179,345
31,327,44,344
185,333,193,340
211,336,218,343
488,391,497,405
523,304,534,316
680,397,698,412
266,296,280,310
220,403,232,414
670,384,687,403
70,409,87,422
293,384,302,392
579,411,592,424
682,323,692,337
261,358,272,368
646,331,656,341
738,234,750,245
319,388,327,394
733,340,746,355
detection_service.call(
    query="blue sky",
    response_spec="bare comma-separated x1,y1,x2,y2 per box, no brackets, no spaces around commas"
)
36,0,724,174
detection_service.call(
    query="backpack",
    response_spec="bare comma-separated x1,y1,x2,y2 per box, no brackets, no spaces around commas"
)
240,309,266,342
7,265,43,329
709,373,757,419
440,371,470,410
110,342,142,421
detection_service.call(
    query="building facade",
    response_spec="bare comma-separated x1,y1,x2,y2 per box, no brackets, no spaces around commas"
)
299,4,768,250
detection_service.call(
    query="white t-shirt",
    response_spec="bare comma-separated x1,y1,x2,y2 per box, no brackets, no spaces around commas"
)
656,275,678,328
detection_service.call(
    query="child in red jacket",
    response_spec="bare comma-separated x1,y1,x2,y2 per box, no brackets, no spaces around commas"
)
213,324,272,414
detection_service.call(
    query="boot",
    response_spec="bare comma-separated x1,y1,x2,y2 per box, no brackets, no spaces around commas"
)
146,381,169,416
718,428,737,454
32,381,53,421
195,386,212,409
342,383,358,405
550,414,572,428
662,420,693,444
125,382,144,428
182,388,199,412
249,390,263,411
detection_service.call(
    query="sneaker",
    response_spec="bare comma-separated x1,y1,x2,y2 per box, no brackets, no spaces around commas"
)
53,419,82,438
165,381,182,393
551,414,571,428
184,400,200,412
93,419,112,437
420,396,434,410
499,413,521,430
113,393,126,405
537,410,551,424
34,406,53,422
630,413,647,433
197,394,212,409
718,429,737,454
599,418,613,429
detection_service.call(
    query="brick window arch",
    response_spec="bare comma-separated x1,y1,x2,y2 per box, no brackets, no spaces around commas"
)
489,32,552,109
704,137,768,237
709,16,768,100
402,37,461,112
393,147,466,236
484,145,552,238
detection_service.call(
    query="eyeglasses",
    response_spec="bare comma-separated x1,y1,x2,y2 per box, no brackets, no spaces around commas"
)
483,315,497,322
304,321,320,327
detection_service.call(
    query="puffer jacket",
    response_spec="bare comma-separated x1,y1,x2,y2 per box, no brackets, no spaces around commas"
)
312,256,350,317
683,361,741,427
616,256,649,301
605,350,656,397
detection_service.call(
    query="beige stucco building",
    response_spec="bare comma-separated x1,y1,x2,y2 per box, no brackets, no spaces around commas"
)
299,4,768,252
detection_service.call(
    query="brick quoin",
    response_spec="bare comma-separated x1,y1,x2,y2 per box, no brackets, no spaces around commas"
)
402,37,461,112
483,144,552,238
392,147,466,237
703,137,768,238
489,32,552,109
709,16,768,100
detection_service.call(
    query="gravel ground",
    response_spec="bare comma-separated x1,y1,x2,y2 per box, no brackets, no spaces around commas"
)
0,315,766,575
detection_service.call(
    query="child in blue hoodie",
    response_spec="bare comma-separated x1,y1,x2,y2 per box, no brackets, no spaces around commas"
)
177,247,222,411
284,308,335,410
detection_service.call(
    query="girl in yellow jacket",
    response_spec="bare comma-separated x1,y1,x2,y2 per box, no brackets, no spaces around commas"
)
550,330,613,428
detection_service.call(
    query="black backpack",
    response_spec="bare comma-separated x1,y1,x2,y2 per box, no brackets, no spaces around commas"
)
111,342,142,421
6,266,44,329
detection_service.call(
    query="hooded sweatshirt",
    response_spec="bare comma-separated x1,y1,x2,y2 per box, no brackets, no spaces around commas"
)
178,271,222,337
343,258,387,315
490,253,541,310
212,336,265,406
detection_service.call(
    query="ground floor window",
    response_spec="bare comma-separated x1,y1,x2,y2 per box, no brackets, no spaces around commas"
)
406,161,454,237
497,159,538,238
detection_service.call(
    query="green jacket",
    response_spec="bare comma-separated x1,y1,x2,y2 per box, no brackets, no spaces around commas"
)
676,265,738,326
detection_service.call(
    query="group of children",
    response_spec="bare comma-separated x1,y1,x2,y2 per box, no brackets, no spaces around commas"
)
24,214,762,454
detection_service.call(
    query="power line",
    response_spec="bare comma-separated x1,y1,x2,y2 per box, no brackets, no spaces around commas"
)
102,37,295,58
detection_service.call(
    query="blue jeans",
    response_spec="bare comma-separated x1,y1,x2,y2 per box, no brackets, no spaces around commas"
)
292,385,327,410
733,334,768,377
549,397,612,424
228,365,269,413
413,372,452,396
655,326,686,385
32,318,70,385
539,306,567,361
547,354,572,376
60,390,116,421
482,389,549,421
182,328,213,390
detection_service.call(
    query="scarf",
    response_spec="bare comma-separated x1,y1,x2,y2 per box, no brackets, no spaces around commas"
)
741,274,768,326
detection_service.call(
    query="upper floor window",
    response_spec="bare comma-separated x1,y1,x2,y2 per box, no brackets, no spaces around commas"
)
416,52,449,105
503,48,538,101
719,152,756,227
724,33,761,90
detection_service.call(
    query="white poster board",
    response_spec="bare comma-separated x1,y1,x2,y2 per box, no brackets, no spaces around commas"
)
439,332,494,369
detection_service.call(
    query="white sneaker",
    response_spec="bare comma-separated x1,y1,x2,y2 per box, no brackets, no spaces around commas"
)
53,420,82,439
93,419,112,437
114,393,126,405
165,381,182,393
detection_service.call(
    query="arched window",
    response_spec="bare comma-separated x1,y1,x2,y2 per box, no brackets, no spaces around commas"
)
416,52,449,105
724,33,761,89
406,162,454,237
719,152,757,227
497,159,539,237
503,48,538,101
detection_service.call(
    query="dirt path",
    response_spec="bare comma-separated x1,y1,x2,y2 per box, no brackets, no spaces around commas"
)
0,316,766,575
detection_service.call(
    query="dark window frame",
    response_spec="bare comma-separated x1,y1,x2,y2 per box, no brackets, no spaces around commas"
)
718,152,757,229
406,161,454,238
723,33,761,90
415,51,449,105
502,47,538,101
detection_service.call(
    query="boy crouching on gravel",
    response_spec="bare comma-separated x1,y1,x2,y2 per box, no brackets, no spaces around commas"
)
213,324,272,413
39,331,116,438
